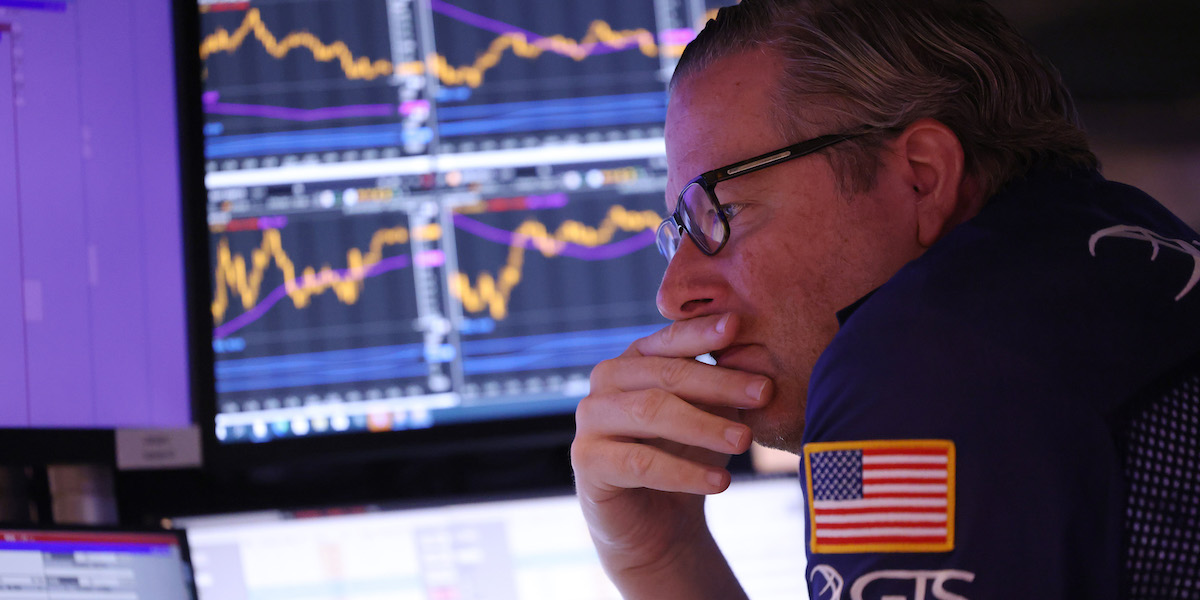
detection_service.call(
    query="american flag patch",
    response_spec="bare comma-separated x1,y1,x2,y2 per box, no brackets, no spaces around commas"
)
804,439,955,553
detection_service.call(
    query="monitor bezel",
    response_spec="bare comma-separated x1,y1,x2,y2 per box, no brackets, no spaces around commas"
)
0,429,116,466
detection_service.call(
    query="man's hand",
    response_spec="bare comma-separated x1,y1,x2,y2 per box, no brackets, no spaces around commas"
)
571,313,772,599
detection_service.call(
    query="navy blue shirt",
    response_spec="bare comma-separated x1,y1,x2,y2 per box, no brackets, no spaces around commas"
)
800,169,1200,599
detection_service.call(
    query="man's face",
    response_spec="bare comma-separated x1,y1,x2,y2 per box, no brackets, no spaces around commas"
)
660,50,923,453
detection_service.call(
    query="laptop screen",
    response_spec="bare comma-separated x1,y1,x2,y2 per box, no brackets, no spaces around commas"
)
176,475,806,600
0,528,196,599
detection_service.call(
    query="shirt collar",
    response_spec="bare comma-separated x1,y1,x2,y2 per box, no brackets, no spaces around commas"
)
832,166,1103,327
835,289,877,326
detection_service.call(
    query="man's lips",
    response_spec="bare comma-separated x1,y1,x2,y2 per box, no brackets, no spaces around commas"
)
709,344,742,363
710,344,761,373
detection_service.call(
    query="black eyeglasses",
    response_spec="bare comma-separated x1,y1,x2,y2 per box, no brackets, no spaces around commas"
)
656,132,866,261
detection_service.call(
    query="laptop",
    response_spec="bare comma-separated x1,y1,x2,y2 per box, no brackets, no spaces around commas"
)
174,475,806,600
0,525,197,599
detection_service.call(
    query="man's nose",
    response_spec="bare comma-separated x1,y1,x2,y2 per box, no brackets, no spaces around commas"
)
656,235,720,320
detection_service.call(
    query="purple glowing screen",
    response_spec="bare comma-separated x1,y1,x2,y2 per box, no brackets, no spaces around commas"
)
0,1,190,428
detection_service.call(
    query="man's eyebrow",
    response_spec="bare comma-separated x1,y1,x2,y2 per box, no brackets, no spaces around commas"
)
715,175,770,199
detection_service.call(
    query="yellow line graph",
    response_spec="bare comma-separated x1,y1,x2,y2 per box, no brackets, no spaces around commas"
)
451,205,661,320
426,20,658,88
210,205,661,324
199,8,673,86
211,224,439,323
200,8,394,80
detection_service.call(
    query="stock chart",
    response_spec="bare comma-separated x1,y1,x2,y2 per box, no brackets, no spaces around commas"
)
448,180,667,403
200,0,428,166
427,0,672,151
210,211,422,353
196,0,721,443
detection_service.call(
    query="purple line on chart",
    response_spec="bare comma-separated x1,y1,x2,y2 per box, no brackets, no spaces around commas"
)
428,0,634,57
451,213,656,261
213,254,412,339
203,93,397,122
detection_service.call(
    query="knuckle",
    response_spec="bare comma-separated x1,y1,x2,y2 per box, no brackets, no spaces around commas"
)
658,322,678,347
658,358,689,388
574,393,597,422
568,438,590,470
627,390,665,428
573,391,613,433
569,436,607,475
588,358,618,388
625,445,656,480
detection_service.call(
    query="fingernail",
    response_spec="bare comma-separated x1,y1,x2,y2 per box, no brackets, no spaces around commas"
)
746,379,768,402
715,314,730,334
706,470,727,488
725,426,746,449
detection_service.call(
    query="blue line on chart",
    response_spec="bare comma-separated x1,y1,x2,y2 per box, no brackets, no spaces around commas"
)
216,360,424,394
216,344,425,375
213,325,659,393
204,98,667,157
205,124,428,159
439,106,665,137
216,346,427,393
461,324,662,355
461,344,617,376
437,92,665,121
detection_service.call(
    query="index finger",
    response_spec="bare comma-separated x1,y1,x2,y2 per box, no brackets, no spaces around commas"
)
626,313,735,359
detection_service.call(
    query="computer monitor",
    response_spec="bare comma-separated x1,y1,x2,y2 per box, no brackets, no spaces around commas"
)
0,0,194,464
0,526,198,599
175,475,805,600
183,0,735,472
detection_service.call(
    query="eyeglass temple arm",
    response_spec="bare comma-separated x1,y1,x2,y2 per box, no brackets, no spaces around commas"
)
709,133,863,183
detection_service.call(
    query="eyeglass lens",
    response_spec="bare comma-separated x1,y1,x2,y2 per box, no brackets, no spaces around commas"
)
656,219,681,260
655,181,731,261
680,181,726,253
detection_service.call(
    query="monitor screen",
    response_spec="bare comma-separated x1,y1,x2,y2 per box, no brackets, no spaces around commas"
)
0,527,197,599
176,475,806,600
0,0,191,430
192,0,732,447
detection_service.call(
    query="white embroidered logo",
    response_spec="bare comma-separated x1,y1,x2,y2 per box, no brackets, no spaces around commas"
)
1089,225,1200,301
810,564,845,600
809,565,976,600
851,569,976,600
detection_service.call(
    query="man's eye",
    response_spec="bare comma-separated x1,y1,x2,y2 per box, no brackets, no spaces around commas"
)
720,203,745,219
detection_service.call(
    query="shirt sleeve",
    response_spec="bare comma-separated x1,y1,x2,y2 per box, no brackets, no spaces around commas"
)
800,293,1124,600
796,172,1200,599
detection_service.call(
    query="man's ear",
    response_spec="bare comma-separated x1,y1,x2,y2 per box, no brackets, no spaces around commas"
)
894,118,972,247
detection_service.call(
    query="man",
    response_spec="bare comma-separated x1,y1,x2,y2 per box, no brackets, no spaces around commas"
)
571,0,1200,598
